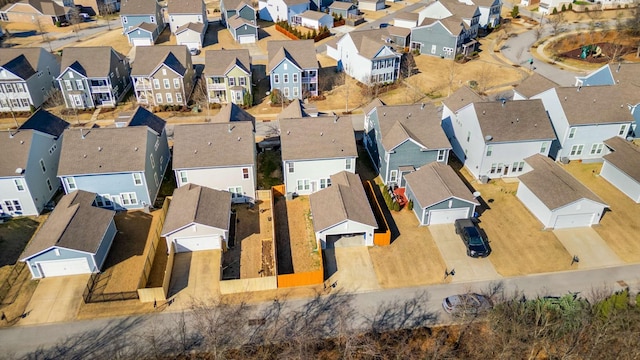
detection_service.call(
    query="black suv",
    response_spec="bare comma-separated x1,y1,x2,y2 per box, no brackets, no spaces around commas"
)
454,218,490,258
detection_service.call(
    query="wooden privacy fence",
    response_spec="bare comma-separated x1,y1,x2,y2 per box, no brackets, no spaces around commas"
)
0,262,26,305
137,198,170,290
364,181,391,246
138,244,175,303
277,249,324,288
272,184,286,197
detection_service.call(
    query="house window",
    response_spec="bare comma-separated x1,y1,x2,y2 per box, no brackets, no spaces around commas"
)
116,68,120,78
49,144,57,155
486,146,493,157
3,200,22,212
293,87,298,98
590,143,604,155
69,72,74,79
274,74,279,84
166,93,173,103
154,138,159,151
345,158,351,170
389,170,398,183
14,179,25,191
517,162,524,172
154,172,159,187
466,131,471,142
288,162,294,173
123,16,128,24
570,144,584,156
179,171,188,184
153,79,160,89
540,142,548,154
173,78,180,89
156,93,163,103
320,178,331,189
496,163,503,173
619,124,629,136
65,177,77,190
150,15,155,23
94,195,105,207
176,92,183,103
242,168,249,179
283,74,288,83
568,127,577,139
296,179,310,191
102,195,112,208
64,80,72,91
39,159,46,173
229,77,235,86
163,79,170,89
228,186,243,198
133,173,143,186
121,192,138,205
437,149,446,162
76,80,84,90
239,77,246,86
283,87,289,97
490,163,497,174
150,154,156,168
46,178,52,191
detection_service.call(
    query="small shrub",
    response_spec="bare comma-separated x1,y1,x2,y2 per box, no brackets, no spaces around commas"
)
407,200,413,211
568,3,572,10
561,4,566,11
392,201,400,211
552,7,558,14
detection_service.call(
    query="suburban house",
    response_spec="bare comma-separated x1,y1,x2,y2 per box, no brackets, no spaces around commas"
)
74,0,118,16
601,137,640,203
309,0,331,11
120,0,165,46
0,47,60,113
176,22,207,51
393,12,419,28
364,102,451,186
469,0,501,28
328,1,358,19
220,0,258,43
172,122,256,203
411,0,480,58
57,107,171,210
280,116,357,195
57,46,131,109
277,99,320,119
326,28,402,85
517,154,608,229
20,190,117,278
404,162,480,226
309,171,378,249
131,45,195,106
258,0,309,23
443,99,556,180
161,184,232,252
297,10,333,30
358,0,385,12
204,49,252,105
267,40,319,100
168,0,207,33
0,0,71,25
0,109,68,217
537,0,570,14
512,73,560,101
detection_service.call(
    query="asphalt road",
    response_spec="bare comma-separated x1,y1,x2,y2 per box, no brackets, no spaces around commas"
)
30,19,123,52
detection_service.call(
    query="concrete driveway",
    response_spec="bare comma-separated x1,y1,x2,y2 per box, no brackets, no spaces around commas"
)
169,250,221,309
324,247,379,292
429,224,501,283
19,274,89,325
553,228,624,269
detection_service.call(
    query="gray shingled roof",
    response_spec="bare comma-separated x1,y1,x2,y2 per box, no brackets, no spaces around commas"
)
277,99,319,120
120,0,158,15
161,184,232,235
172,122,255,169
362,98,385,116
439,0,478,19
329,1,355,9
310,171,377,232
603,137,640,184
283,0,308,5
343,28,399,59
473,100,556,143
280,117,357,161
555,86,635,126
21,190,116,259
514,73,560,99
60,47,126,78
227,14,257,29
404,162,479,209
442,86,483,112
519,154,607,210
395,12,419,21
176,22,205,34
131,45,190,76
222,0,252,11
374,103,450,151
609,63,640,86
267,40,318,73
301,10,330,20
168,0,202,14
204,49,250,77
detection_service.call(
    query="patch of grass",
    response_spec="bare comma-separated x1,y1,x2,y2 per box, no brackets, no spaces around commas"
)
0,217,40,268
257,150,283,189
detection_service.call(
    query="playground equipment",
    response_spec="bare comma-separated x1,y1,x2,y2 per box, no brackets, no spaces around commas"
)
580,45,604,59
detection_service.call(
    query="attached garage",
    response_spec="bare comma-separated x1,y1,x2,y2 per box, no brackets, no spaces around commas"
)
238,34,256,44
126,23,158,47
325,233,366,249
404,163,479,226
131,38,152,46
229,15,258,44
38,258,91,277
174,235,221,253
553,214,595,229
601,137,640,203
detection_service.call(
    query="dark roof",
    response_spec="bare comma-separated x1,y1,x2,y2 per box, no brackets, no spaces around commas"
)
277,99,319,120
442,86,483,112
404,162,479,208
120,0,159,15
374,103,450,151
161,184,231,235
603,137,640,184
60,47,126,78
204,49,251,77
310,171,377,232
2,54,36,80
514,73,560,99
168,0,203,14
362,98,385,115
131,46,190,76
19,108,68,137
267,40,318,73
0,48,49,72
519,154,606,210
473,100,556,143
126,106,167,134
172,122,255,169
21,190,116,259
280,117,357,161
211,103,256,129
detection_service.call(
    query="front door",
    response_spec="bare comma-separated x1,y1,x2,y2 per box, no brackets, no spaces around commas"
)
503,165,509,176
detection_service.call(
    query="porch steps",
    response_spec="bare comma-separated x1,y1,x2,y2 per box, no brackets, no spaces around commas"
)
90,108,101,122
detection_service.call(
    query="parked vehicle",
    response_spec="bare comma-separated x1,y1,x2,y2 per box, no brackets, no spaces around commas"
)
442,293,492,316
189,48,201,56
454,218,490,258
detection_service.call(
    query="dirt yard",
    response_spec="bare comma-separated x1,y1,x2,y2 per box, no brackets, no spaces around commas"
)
70,28,133,56
562,162,640,263
546,30,640,70
273,196,321,274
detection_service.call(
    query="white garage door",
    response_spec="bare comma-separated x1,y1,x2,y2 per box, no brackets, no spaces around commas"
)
238,34,256,44
132,38,152,46
553,214,594,229
427,208,469,225
38,258,91,278
174,236,221,253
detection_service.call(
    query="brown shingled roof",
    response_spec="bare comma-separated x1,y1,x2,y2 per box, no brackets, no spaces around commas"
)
442,86,483,112
60,47,126,78
555,86,635,126
120,0,159,15
374,103,451,151
267,40,318,73
404,162,479,208
514,73,560,99
279,117,357,161
168,0,203,14
161,184,232,235
603,137,640,184
473,99,556,143
204,49,250,77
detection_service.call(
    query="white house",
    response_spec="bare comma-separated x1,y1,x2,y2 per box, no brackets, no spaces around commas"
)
297,10,333,30
258,0,309,22
309,171,378,249
467,0,501,28
601,136,640,203
167,0,208,34
175,22,206,50
358,0,385,11
280,116,357,195
393,12,419,28
417,0,480,39
172,122,256,203
517,154,608,229
161,184,232,252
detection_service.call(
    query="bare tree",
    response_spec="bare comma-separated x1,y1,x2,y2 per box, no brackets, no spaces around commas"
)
548,12,566,35
68,7,82,42
191,76,211,119
35,17,54,52
98,1,116,31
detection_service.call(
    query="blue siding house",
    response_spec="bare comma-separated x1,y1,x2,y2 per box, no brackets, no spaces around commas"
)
267,40,319,100
57,107,171,210
120,0,166,46
0,110,68,216
364,101,452,186
20,190,117,278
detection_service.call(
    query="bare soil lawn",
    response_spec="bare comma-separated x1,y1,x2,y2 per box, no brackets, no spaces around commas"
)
273,196,321,274
562,162,640,263
71,28,132,56
454,163,573,276
77,298,155,320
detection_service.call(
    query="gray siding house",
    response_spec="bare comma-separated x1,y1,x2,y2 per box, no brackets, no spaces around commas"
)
57,46,131,109
220,0,258,43
404,162,479,226
267,40,319,100
228,15,258,44
20,190,117,278
57,107,171,210
0,110,68,216
0,47,60,112
601,136,640,203
120,0,166,46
